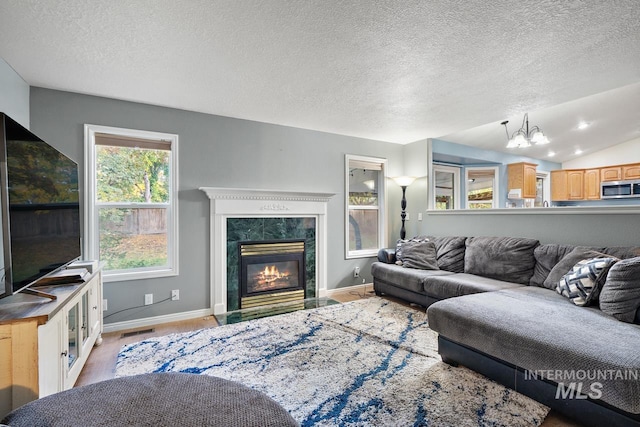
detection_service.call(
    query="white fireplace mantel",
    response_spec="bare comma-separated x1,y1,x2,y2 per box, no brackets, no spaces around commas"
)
200,187,335,314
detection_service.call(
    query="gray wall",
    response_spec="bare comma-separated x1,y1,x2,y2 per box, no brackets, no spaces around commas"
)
420,210,640,247
0,58,29,128
398,140,430,238
30,87,404,324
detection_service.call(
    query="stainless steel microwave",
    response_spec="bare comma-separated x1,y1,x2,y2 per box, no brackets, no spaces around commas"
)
601,180,640,199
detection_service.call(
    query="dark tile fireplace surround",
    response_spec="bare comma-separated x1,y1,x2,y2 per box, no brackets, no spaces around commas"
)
227,217,316,312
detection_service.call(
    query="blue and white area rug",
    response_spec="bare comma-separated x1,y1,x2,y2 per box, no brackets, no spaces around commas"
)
116,297,549,426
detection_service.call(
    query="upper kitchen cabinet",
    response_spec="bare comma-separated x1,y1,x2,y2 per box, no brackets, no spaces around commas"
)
584,169,601,200
507,162,537,199
623,164,640,180
601,166,622,182
551,170,584,201
601,163,640,181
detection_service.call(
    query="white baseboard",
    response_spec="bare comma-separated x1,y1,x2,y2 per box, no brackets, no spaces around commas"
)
103,308,213,333
326,283,374,296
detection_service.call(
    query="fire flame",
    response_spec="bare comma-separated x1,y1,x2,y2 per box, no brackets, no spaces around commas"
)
264,265,280,277
259,265,288,283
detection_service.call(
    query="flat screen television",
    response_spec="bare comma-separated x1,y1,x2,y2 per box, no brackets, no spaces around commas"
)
0,113,81,299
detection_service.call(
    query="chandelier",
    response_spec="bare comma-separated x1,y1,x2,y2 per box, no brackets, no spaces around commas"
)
501,113,549,148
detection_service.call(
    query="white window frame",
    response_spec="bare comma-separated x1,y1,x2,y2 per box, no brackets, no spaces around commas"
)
432,164,461,210
84,124,179,282
345,154,387,259
536,170,551,207
464,166,500,209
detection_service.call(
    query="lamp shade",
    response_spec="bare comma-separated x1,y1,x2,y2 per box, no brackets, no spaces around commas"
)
506,138,519,148
392,176,416,187
502,113,548,148
531,130,549,144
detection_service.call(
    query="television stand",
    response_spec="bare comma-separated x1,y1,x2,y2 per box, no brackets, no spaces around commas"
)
22,287,57,301
0,268,103,418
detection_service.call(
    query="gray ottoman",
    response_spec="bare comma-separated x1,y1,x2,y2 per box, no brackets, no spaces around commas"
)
2,373,298,427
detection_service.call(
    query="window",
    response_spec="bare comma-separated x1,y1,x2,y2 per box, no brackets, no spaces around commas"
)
345,155,387,258
432,165,460,210
85,125,178,282
465,167,499,209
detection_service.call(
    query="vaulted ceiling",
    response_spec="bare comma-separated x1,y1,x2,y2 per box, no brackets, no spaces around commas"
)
1,1,639,162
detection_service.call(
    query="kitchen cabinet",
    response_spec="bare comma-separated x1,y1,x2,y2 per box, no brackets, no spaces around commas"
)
601,167,622,182
601,163,640,181
507,162,537,199
584,169,601,200
551,170,584,201
623,164,640,180
553,162,640,201
551,171,567,201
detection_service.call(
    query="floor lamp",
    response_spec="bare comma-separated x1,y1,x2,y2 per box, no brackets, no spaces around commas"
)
392,176,416,239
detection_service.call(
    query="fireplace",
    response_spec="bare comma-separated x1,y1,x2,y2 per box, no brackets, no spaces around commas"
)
239,239,306,309
200,187,334,315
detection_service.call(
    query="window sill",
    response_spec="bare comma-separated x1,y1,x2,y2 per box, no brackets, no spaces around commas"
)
346,250,379,259
103,268,178,283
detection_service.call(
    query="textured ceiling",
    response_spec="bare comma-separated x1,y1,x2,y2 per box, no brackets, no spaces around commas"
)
1,0,639,162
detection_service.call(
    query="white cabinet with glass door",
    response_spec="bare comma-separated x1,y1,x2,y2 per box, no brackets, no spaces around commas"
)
62,271,102,389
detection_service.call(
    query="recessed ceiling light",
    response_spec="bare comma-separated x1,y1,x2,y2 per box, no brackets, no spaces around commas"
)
577,121,590,130
547,151,556,157
575,149,583,155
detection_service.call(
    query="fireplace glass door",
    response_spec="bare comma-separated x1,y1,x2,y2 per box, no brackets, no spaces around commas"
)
238,240,306,308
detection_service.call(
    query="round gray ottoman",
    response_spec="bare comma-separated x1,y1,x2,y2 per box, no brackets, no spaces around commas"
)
2,373,298,427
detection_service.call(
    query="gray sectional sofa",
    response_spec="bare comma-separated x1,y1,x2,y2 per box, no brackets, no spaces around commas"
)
371,236,640,427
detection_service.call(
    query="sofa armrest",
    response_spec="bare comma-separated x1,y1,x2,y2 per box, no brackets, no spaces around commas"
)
377,248,396,264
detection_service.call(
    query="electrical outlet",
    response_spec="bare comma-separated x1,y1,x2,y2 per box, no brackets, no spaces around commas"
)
405,213,410,221
103,299,108,311
354,266,360,278
171,289,179,301
144,294,153,305
418,212,423,221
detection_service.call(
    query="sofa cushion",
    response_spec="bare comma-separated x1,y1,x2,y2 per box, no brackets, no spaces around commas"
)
371,262,453,293
427,286,640,414
556,257,618,306
601,246,640,260
422,236,466,273
530,243,577,287
600,256,640,323
395,237,429,265
422,273,523,300
542,247,607,290
535,246,640,289
464,236,539,284
400,241,439,270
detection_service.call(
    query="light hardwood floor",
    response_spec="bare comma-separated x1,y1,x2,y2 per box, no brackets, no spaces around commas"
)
76,287,580,426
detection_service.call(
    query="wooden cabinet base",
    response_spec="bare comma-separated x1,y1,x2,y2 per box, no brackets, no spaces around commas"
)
0,269,103,418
